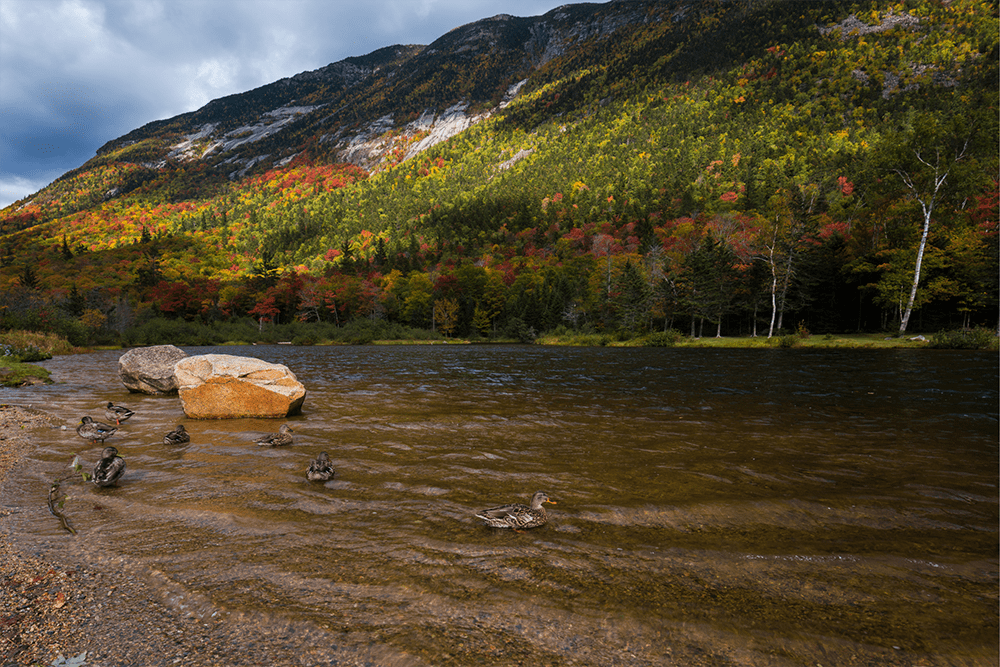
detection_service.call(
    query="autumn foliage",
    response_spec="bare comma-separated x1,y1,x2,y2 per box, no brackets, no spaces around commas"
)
1,0,997,344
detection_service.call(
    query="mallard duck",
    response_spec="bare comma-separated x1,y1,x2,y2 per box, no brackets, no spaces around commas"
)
93,446,126,487
306,451,335,482
163,424,190,445
254,423,294,447
475,491,556,530
76,416,118,444
105,402,135,425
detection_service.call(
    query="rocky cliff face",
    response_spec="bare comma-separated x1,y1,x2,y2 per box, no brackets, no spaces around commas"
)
95,1,680,178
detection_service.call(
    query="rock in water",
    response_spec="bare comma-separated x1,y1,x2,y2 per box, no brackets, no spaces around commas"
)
174,354,306,419
118,345,188,395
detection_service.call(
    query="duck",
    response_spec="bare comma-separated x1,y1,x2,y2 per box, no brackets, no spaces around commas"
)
306,451,335,482
105,402,135,425
254,423,294,447
93,446,126,487
475,491,556,530
76,416,118,444
163,424,190,445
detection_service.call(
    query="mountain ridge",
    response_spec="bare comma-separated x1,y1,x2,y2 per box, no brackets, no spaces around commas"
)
91,0,671,180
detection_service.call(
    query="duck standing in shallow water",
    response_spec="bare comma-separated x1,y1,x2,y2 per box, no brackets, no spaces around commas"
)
77,416,117,444
475,491,556,530
254,424,294,447
105,402,135,425
163,424,190,445
306,452,335,481
93,446,126,487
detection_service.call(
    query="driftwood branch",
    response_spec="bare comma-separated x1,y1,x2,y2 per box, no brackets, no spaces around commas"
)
47,456,90,535
47,476,77,535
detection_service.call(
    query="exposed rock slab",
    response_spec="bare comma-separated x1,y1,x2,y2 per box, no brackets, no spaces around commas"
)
174,354,306,419
119,345,188,395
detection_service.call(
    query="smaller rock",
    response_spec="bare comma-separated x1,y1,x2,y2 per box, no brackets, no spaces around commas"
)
118,345,188,395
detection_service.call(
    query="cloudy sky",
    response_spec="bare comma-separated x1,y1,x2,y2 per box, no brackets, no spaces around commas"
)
0,0,573,208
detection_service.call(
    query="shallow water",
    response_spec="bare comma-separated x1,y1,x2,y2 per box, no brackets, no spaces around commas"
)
2,345,997,666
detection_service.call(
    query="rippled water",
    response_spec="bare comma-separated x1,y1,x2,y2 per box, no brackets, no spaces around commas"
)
2,345,997,666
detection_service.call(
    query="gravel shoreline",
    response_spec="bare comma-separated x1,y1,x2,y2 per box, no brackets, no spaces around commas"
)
0,405,227,667
0,405,390,667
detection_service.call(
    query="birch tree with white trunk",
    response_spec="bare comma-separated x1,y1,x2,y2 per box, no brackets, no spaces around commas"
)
887,115,974,334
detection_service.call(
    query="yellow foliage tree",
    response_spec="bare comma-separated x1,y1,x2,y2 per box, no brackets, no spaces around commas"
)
80,309,106,331
434,298,459,337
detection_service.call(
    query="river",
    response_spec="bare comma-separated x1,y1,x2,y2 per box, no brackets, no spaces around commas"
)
2,345,997,666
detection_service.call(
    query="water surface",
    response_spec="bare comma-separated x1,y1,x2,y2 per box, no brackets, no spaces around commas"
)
2,345,997,666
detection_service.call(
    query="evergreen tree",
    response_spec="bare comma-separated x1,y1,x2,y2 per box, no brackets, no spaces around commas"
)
18,263,39,290
374,237,389,269
339,239,355,274
679,234,740,336
67,284,86,317
614,259,653,334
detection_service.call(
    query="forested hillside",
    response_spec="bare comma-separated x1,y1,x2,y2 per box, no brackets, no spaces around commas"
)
1,0,997,346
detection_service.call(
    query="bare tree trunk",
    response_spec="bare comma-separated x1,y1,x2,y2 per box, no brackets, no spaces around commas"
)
899,198,934,334
767,245,778,338
776,253,794,332
896,143,966,334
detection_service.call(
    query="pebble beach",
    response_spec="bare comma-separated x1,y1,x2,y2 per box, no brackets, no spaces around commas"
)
0,405,380,667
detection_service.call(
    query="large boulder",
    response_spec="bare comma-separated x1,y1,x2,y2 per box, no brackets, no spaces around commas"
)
119,345,188,394
174,354,306,419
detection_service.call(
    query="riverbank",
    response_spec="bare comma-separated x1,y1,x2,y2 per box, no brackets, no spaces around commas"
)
535,332,944,348
0,358,52,387
0,405,382,667
4,327,998,361
0,405,216,666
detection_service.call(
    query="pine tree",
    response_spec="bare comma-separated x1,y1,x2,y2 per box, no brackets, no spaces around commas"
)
18,263,39,290
374,237,388,268
67,284,86,317
614,259,653,333
339,239,355,273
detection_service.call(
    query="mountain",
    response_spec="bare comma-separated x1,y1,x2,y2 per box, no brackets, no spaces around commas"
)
1,0,997,345
88,2,695,175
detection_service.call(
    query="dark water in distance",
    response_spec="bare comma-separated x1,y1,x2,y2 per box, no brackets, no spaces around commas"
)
2,345,997,666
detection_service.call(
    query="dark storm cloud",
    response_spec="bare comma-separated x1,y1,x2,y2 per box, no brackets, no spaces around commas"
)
0,0,570,207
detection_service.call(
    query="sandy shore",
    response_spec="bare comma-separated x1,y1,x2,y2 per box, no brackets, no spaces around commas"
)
0,405,384,667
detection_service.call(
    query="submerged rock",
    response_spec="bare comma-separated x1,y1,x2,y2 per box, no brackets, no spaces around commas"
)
118,345,188,394
174,354,306,419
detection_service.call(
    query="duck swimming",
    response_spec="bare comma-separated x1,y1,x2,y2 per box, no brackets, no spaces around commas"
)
163,425,190,445
254,424,294,447
306,451,335,481
475,491,556,530
77,416,118,444
105,402,135,425
93,446,126,487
